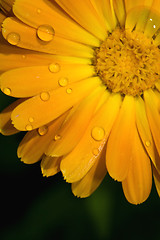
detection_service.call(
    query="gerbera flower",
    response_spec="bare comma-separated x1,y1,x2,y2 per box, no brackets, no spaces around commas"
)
1,0,160,205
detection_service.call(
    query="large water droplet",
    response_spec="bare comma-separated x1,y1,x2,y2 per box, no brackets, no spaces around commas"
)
7,32,20,45
3,87,11,95
40,92,50,101
37,25,55,42
49,63,60,73
38,125,48,136
91,126,105,141
58,77,68,87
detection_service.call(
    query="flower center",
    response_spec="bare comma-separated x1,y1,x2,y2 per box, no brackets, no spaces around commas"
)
95,28,160,96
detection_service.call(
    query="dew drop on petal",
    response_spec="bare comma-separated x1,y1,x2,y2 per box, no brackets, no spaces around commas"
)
54,134,61,141
28,117,34,123
38,125,48,136
92,148,99,156
91,127,105,141
145,141,151,147
66,88,72,94
40,92,50,101
37,25,55,42
3,87,11,95
58,77,68,87
26,124,33,131
37,8,42,14
49,63,60,73
22,55,26,59
7,32,20,45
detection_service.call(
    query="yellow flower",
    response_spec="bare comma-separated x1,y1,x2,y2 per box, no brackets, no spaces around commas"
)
1,0,160,205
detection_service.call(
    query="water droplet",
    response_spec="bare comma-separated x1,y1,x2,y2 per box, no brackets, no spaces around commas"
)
37,8,42,14
91,127,105,141
22,55,26,59
92,148,99,156
66,88,72,94
37,25,55,42
26,124,33,131
28,117,34,123
38,125,48,136
40,92,50,101
3,87,11,95
54,134,61,141
145,141,151,147
7,32,20,45
49,63,60,73
58,77,68,87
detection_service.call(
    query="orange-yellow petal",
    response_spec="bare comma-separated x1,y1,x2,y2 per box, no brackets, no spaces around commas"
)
60,93,122,183
153,165,160,197
18,113,67,164
0,64,95,97
0,35,92,73
0,0,14,15
0,99,24,135
55,0,107,40
90,0,117,31
46,86,107,157
144,0,160,38
106,95,135,181
13,0,100,47
72,148,107,198
113,0,126,27
135,96,160,172
125,0,154,31
122,128,152,205
41,155,62,177
11,77,101,131
144,89,160,157
2,17,94,58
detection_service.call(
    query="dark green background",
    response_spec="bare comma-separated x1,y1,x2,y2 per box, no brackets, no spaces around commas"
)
0,92,160,240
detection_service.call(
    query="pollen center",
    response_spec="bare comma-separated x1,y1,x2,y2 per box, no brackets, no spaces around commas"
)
95,28,160,96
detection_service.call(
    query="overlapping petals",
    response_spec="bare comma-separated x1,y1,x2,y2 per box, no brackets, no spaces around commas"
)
1,0,160,205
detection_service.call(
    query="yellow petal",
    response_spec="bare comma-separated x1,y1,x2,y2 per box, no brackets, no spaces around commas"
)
0,99,23,135
0,34,92,73
18,113,67,164
153,164,160,197
13,0,100,47
55,0,107,41
122,128,152,205
0,12,6,31
135,96,160,172
113,0,126,27
11,77,101,131
90,0,117,31
0,0,14,15
46,86,107,157
2,17,94,58
125,0,154,31
144,89,160,157
60,93,122,183
72,148,107,198
106,95,135,181
41,155,62,177
0,64,95,97
144,0,160,38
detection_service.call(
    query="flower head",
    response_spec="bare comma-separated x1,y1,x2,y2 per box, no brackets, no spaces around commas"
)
1,0,160,204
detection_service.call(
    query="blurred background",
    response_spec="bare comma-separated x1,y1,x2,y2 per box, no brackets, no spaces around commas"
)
0,91,160,240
